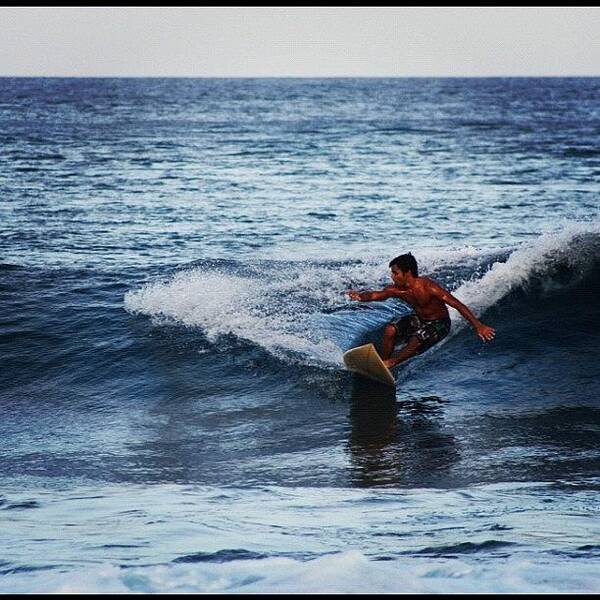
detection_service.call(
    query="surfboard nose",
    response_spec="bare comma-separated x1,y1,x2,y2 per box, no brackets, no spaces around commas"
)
343,343,396,386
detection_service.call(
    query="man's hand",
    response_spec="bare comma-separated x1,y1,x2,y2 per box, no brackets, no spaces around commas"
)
346,288,393,302
475,323,496,342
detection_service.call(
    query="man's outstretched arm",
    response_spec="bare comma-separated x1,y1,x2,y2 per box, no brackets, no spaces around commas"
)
428,281,496,342
346,287,395,302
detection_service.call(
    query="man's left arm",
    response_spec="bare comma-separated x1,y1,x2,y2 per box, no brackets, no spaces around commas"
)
428,281,496,342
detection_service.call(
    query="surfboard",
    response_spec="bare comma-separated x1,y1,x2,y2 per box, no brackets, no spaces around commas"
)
342,343,396,387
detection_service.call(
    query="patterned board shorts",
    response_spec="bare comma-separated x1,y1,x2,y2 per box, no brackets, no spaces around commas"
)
390,314,452,354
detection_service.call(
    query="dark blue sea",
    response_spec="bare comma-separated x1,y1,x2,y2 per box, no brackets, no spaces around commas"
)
1,77,600,593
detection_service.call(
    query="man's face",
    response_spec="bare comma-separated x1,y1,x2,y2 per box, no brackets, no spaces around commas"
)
390,265,408,286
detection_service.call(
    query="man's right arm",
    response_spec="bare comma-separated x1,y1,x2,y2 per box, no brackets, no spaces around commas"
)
346,287,395,301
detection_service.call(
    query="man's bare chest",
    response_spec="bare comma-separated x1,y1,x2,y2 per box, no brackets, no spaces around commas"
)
393,288,434,307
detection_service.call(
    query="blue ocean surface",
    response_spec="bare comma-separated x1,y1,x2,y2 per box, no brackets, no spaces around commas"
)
1,77,600,593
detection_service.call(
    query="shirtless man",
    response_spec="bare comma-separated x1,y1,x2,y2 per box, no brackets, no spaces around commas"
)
346,253,495,369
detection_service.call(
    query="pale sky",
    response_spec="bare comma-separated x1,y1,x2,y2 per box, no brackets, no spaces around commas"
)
1,6,599,77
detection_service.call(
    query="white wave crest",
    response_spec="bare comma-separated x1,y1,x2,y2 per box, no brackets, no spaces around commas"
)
449,221,600,329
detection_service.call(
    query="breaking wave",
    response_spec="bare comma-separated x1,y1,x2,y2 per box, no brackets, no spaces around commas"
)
124,223,600,370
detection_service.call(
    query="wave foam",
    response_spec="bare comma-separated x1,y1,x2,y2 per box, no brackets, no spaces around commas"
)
5,550,600,594
450,222,600,328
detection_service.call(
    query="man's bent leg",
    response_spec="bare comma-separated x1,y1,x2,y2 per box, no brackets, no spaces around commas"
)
380,324,398,360
383,336,422,369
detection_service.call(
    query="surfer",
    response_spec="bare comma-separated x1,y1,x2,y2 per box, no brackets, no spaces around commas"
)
346,253,495,369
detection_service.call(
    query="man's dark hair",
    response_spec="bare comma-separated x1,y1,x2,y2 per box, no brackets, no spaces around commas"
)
389,253,418,277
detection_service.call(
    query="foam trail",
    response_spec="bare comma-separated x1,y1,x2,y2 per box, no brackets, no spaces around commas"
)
124,265,345,366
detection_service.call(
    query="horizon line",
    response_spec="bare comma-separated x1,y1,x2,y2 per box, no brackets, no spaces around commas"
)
1,74,599,79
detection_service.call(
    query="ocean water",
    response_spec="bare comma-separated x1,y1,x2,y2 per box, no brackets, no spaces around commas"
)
1,77,600,593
